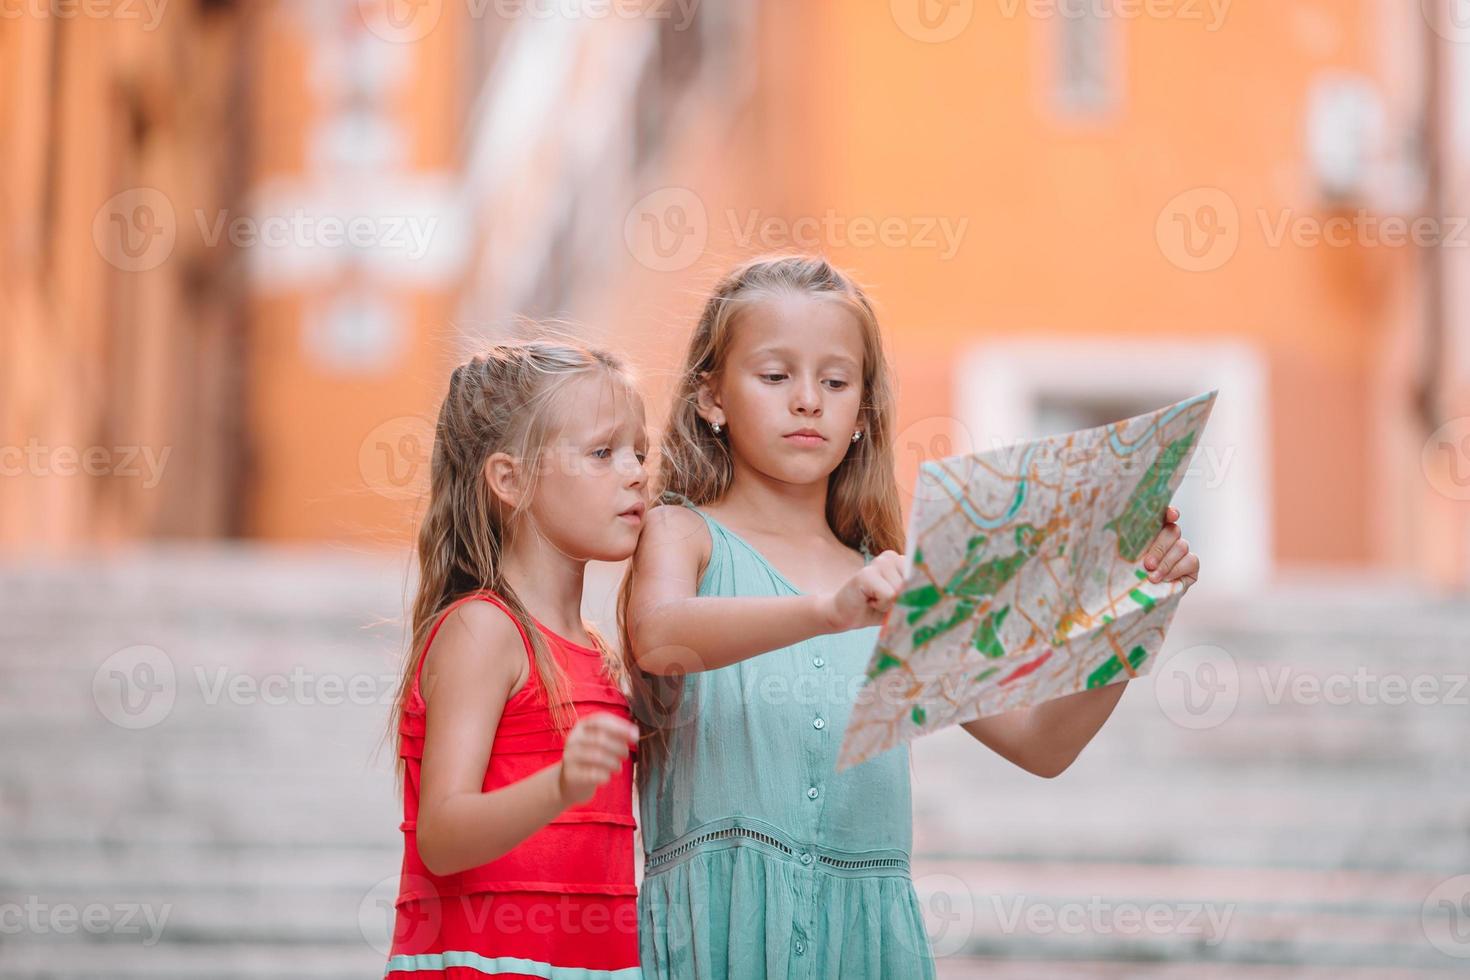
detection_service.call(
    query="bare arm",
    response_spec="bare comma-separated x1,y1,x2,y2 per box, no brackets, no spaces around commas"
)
625,505,835,675
625,505,910,676
961,681,1127,778
415,602,636,876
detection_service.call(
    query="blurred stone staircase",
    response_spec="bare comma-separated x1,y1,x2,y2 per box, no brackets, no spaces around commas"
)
0,548,411,978
1,550,1467,977
911,580,1470,977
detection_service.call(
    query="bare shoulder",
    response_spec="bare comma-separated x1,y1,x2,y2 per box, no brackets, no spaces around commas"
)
637,501,712,570
421,598,530,704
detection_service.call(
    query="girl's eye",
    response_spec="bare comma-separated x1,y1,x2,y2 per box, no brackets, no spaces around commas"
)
824,379,850,390
591,448,612,459
760,373,787,383
635,452,648,464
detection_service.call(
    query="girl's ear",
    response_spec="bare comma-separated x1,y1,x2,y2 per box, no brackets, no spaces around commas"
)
694,371,724,426
483,452,523,509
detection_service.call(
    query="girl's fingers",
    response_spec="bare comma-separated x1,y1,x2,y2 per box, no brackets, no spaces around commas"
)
591,736,629,760
589,752,623,773
591,727,633,756
1150,538,1190,582
1172,553,1200,588
586,718,629,743
882,558,905,590
573,748,624,773
583,713,639,743
1143,522,1181,571
877,551,909,586
866,576,897,607
583,713,621,734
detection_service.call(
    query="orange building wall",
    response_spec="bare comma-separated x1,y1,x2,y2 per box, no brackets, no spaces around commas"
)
785,0,1409,567
241,5,466,544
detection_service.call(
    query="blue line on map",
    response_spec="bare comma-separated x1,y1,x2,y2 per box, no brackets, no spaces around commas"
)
925,442,1038,529
1106,391,1215,457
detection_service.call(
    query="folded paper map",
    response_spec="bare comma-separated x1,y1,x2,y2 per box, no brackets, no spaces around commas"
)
837,390,1218,770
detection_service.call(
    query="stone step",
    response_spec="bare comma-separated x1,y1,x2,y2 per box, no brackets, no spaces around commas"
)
0,941,384,979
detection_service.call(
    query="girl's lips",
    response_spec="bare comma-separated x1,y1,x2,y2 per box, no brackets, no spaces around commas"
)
784,433,826,447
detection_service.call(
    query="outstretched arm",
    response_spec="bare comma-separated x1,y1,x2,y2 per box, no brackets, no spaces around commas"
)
625,504,908,676
961,683,1128,778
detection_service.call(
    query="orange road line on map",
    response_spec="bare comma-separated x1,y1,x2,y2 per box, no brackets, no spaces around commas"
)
917,561,943,593
1104,624,1139,678
971,455,1030,482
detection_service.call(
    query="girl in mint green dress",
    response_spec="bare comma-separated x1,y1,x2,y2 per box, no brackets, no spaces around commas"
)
619,256,1202,979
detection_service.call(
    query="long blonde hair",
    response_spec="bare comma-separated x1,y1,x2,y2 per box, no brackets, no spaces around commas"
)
392,338,633,782
618,254,905,747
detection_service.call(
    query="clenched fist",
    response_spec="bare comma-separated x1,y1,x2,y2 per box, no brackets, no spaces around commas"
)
556,712,639,806
817,550,911,632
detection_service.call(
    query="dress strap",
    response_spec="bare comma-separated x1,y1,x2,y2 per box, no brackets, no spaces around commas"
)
662,488,876,565
656,489,721,536
412,591,535,699
657,489,695,508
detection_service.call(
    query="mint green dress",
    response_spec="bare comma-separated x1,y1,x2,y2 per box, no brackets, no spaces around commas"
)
635,492,935,979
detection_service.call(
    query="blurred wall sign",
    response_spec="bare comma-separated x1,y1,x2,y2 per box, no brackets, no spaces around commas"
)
1305,72,1388,205
305,290,405,375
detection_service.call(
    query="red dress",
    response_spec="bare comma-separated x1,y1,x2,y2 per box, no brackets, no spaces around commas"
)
386,591,640,979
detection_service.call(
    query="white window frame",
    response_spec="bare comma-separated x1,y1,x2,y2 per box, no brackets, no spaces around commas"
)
954,339,1271,594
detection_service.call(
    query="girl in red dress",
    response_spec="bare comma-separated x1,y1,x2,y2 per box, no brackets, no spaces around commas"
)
385,340,648,979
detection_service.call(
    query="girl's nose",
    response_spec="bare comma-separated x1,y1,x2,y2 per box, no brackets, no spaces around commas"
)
620,450,648,485
792,379,822,414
